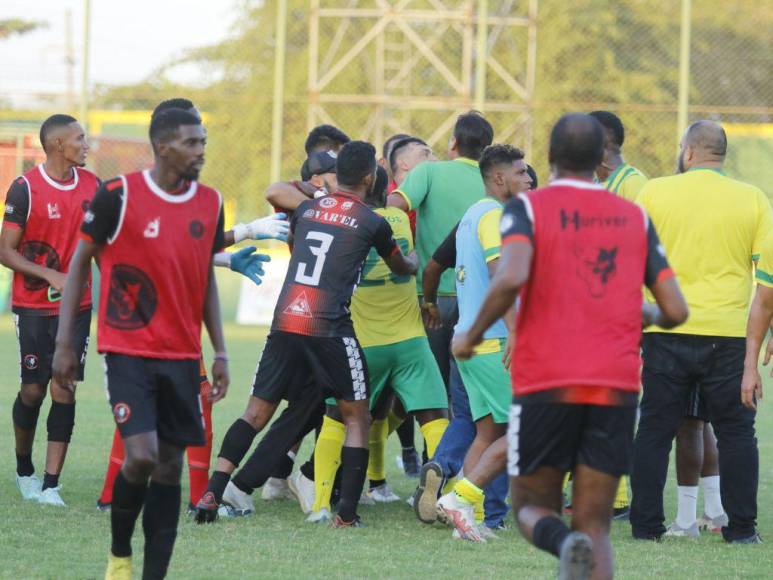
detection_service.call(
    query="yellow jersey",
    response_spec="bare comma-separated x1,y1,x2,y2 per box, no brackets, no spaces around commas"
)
351,207,425,348
637,168,773,337
604,163,648,202
756,235,773,288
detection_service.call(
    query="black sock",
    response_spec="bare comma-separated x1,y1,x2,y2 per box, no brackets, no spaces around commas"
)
217,418,258,467
533,516,571,558
300,457,315,481
142,481,181,580
207,471,231,503
111,472,148,558
16,453,34,477
397,417,415,449
369,478,385,490
42,472,59,491
272,453,295,480
337,446,368,522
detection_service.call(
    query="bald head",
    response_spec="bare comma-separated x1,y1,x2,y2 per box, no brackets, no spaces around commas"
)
549,113,605,177
678,120,727,172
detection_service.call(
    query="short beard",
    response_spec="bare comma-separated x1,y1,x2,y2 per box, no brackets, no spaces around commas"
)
180,168,200,182
677,152,686,174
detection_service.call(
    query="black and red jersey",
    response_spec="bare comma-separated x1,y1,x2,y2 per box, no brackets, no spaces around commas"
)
272,192,398,337
81,170,224,360
3,165,99,315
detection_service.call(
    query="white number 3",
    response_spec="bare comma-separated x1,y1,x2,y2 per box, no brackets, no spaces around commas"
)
295,231,334,286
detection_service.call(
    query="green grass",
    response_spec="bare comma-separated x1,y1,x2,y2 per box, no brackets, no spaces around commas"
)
0,315,771,579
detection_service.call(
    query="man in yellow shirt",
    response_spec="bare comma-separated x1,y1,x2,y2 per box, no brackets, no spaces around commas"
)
590,111,647,202
631,120,770,544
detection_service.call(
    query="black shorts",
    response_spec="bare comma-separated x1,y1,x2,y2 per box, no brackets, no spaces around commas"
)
105,354,204,447
252,331,368,403
14,309,91,386
685,385,709,421
507,399,636,478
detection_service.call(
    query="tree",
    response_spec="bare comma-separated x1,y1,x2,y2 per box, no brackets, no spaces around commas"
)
0,18,45,40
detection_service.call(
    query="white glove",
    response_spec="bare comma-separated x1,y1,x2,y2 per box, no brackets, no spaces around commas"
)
232,212,290,243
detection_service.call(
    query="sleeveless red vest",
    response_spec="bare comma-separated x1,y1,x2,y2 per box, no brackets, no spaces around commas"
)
96,170,221,359
12,165,97,314
512,179,648,396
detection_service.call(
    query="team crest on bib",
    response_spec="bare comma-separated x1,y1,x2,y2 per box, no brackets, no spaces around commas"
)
113,402,131,424
20,241,61,291
106,264,158,330
189,220,204,239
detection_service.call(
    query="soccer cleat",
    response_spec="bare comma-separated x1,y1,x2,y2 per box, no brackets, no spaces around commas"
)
558,532,593,580
612,506,630,520
728,533,763,545
104,554,132,580
261,477,293,501
436,492,483,543
365,483,400,503
16,474,42,501
306,508,333,524
222,481,255,516
664,521,700,538
452,525,500,541
359,492,376,506
331,514,365,528
287,471,316,514
412,461,443,524
96,500,112,513
698,512,728,533
194,491,219,524
38,486,66,507
402,448,421,478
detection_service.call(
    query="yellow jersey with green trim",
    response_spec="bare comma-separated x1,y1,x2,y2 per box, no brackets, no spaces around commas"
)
756,235,773,288
604,163,647,202
637,167,773,337
351,207,425,348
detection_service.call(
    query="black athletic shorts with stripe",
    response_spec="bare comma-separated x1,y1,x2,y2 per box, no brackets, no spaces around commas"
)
507,396,637,478
252,331,368,403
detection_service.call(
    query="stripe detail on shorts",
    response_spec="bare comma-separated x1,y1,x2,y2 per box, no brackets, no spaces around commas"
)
507,404,522,476
343,337,366,401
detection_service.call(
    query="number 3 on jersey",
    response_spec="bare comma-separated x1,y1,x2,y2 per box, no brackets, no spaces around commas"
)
295,231,334,286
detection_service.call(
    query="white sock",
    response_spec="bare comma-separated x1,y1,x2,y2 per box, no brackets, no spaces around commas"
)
701,476,724,518
675,485,699,528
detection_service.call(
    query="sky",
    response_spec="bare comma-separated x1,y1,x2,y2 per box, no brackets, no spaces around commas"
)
1,0,238,106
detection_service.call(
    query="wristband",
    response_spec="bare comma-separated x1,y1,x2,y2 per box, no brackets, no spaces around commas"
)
231,223,249,244
214,352,229,362
422,301,437,307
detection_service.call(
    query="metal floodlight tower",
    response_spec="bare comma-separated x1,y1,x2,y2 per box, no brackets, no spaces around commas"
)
307,0,538,155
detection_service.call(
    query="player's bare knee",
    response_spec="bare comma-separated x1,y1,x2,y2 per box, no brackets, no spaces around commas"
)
20,384,46,407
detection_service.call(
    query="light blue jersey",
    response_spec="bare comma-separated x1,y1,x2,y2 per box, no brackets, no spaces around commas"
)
454,198,508,340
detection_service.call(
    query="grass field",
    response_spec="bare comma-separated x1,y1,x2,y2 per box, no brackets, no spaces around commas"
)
1,316,771,579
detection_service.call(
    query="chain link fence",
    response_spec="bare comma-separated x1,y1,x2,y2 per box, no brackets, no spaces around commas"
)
2,0,771,222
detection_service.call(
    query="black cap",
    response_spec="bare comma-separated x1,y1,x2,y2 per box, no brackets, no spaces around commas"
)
300,150,337,181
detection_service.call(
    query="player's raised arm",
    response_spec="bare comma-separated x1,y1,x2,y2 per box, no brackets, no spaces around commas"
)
52,238,98,390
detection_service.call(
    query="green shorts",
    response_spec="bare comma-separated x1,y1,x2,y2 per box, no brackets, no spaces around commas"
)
326,336,448,412
456,345,511,424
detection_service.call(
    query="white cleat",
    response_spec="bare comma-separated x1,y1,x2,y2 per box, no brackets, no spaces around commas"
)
364,483,400,503
38,486,66,507
16,474,42,501
261,477,293,501
359,492,376,506
664,521,700,538
436,492,483,543
287,471,315,514
698,512,728,533
222,481,255,516
558,531,593,580
452,526,499,541
306,508,333,524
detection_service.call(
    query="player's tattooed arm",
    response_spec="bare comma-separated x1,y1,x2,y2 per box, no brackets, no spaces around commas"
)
203,262,230,403
52,239,100,390
0,226,68,292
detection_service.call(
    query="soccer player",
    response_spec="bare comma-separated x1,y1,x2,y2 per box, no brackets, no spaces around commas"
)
195,141,418,528
388,137,435,188
379,133,410,183
94,98,286,513
590,110,647,202
423,144,531,542
307,166,449,522
53,108,229,580
0,114,98,506
453,113,688,578
631,120,769,544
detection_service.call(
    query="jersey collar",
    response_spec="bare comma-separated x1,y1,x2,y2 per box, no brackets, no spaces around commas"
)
142,169,198,203
332,191,365,204
551,178,606,191
454,157,479,167
603,163,629,187
686,167,726,176
38,165,78,191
